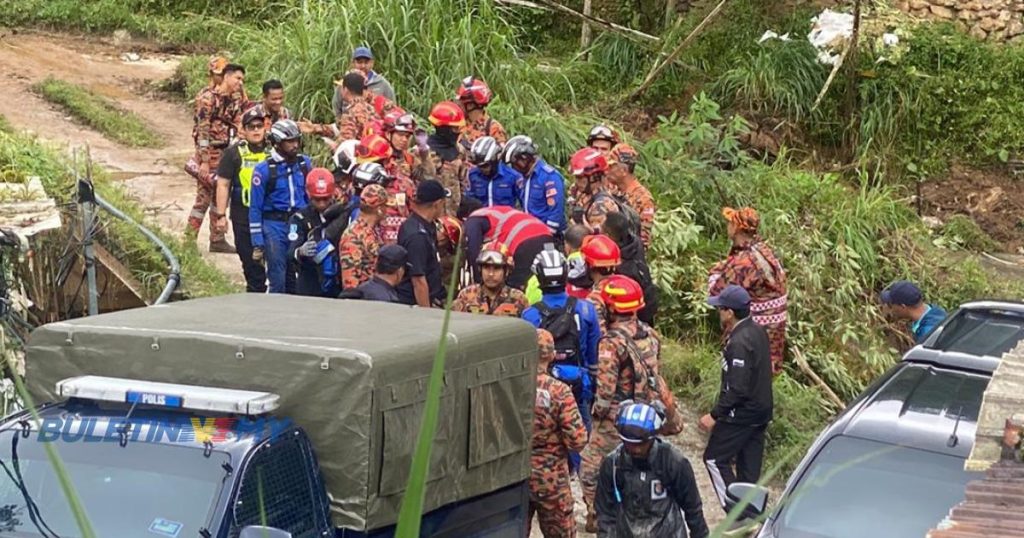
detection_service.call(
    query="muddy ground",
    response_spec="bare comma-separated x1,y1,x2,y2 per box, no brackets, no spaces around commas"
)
922,164,1024,254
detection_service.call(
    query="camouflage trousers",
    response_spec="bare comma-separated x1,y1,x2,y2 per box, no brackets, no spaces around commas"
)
580,416,619,516
528,487,576,538
766,321,786,375
185,150,225,242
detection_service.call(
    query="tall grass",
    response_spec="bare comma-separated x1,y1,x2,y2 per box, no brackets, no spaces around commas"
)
32,78,163,148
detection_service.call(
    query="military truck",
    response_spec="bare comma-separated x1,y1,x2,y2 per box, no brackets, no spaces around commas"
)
11,294,538,537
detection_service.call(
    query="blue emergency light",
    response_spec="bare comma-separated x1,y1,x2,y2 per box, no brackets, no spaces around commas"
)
57,376,280,415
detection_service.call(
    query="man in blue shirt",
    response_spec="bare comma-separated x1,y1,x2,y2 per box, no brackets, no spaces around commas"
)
249,119,313,293
880,280,947,344
504,135,566,237
467,136,522,207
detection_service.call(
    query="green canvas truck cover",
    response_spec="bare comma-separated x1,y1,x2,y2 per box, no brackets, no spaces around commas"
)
24,294,538,531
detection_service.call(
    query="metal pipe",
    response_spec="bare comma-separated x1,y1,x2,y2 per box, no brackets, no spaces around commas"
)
76,157,100,316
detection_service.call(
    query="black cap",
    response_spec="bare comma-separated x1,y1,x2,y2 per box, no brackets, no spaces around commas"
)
881,280,923,306
241,106,265,126
708,285,751,310
377,244,409,273
415,180,451,204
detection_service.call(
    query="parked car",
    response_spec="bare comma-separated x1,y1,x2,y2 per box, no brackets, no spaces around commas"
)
727,301,1024,538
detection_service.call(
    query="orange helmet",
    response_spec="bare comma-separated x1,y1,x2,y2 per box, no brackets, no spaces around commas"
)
580,234,621,269
439,215,463,246
383,109,416,134
356,134,393,164
600,275,645,314
305,168,336,199
570,147,609,177
456,76,493,106
429,101,466,128
208,55,228,75
477,240,512,268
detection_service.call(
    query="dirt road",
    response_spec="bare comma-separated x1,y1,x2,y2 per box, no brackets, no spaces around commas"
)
0,29,241,282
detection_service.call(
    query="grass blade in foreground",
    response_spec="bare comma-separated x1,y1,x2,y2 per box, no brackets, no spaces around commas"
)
31,77,163,148
394,246,464,538
1,329,97,538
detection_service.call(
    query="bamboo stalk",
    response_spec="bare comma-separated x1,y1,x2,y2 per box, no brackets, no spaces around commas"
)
499,0,660,43
581,0,593,52
792,347,846,411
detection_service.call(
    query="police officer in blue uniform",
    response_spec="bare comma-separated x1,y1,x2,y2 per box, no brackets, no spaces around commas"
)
467,136,522,207
504,135,566,237
249,119,313,293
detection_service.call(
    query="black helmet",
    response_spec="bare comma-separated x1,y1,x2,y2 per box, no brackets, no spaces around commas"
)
469,136,502,166
503,135,538,164
268,119,301,145
352,162,392,192
531,243,567,290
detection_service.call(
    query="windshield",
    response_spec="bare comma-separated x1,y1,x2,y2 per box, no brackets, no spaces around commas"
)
0,428,229,537
775,435,980,538
929,309,1024,356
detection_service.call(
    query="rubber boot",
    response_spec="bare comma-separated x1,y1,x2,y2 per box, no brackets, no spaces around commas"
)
209,239,236,254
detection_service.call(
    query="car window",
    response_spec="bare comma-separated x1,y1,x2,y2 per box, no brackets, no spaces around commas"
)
775,436,980,538
930,309,1024,356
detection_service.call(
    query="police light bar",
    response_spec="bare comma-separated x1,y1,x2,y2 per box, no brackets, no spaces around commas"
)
56,376,280,415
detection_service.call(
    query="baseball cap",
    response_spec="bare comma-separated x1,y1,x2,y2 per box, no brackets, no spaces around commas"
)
377,244,409,273
708,285,752,310
241,106,265,126
880,280,923,306
352,46,374,60
415,180,451,204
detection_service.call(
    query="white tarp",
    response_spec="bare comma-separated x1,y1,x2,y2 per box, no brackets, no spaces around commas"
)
808,9,855,65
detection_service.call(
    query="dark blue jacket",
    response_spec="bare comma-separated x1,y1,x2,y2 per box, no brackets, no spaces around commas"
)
248,151,312,248
468,162,522,207
522,291,601,381
519,158,566,234
913,304,947,344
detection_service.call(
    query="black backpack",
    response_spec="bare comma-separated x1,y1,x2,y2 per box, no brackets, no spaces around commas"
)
536,297,582,366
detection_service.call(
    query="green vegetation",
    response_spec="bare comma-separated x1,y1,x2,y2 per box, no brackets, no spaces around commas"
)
940,214,1001,252
31,78,163,148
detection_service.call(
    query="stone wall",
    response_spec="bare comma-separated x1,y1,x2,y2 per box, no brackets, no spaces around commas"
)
897,0,1024,41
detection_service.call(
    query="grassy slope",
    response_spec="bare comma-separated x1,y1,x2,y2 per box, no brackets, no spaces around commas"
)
32,78,163,148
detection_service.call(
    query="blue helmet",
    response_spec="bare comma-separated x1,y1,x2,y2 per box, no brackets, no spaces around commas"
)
615,401,663,443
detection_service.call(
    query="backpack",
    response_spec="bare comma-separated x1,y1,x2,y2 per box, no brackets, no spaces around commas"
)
607,327,683,435
266,158,312,204
536,297,582,367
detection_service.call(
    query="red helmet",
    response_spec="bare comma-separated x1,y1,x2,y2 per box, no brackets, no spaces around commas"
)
362,118,385,138
372,93,392,117
438,215,463,246
580,234,621,269
305,168,336,199
356,134,393,163
570,147,609,177
383,109,416,134
429,101,466,128
477,240,512,268
456,76,492,106
600,275,645,314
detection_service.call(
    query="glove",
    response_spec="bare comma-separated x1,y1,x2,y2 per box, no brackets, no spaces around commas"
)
297,240,318,259
252,248,264,263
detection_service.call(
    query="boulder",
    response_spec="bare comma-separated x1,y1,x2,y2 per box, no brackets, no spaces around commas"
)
930,4,956,18
971,24,990,38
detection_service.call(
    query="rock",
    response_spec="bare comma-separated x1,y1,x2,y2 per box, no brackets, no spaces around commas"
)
120,52,141,62
897,0,911,12
1008,19,1024,36
971,24,990,38
922,216,944,230
980,16,1007,31
980,0,1007,8
111,29,131,46
959,9,979,20
909,0,930,8
935,0,958,6
930,4,956,18
963,0,983,9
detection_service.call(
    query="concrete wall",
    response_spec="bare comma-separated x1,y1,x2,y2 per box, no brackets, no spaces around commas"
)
897,0,1024,40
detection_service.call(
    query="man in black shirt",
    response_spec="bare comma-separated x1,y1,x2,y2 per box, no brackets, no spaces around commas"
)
699,285,774,514
602,211,658,325
345,244,408,303
397,181,449,306
214,106,269,292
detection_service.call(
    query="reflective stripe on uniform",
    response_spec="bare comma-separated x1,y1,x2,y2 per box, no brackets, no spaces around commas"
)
237,143,267,208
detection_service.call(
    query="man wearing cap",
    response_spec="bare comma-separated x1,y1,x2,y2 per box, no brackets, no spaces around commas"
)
596,402,709,538
880,280,947,344
397,180,450,307
530,328,588,538
606,144,655,248
188,63,247,251
339,184,388,290
700,284,774,515
332,46,396,119
708,206,788,374
342,244,408,303
214,106,270,292
288,168,347,297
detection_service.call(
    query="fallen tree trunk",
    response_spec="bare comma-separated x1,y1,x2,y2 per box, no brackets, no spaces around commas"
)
792,347,847,411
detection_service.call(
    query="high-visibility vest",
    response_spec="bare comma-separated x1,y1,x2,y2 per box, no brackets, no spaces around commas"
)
237,142,268,207
470,205,550,254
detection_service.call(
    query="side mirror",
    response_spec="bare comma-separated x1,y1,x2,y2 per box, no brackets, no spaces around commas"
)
725,482,768,517
239,526,292,538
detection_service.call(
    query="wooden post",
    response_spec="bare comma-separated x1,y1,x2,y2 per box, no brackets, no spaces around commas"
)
581,0,593,58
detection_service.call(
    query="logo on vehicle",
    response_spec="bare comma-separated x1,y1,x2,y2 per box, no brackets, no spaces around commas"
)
35,416,293,444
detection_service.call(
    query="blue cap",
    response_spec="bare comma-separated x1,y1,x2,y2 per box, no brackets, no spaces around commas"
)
352,46,373,60
708,285,752,310
881,280,923,306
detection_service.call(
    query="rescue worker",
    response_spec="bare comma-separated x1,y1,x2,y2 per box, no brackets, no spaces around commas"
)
582,275,660,531
426,101,469,216
437,214,465,290
523,245,601,472
567,147,612,231
587,124,620,155
188,63,246,252
503,135,566,238
249,119,313,294
204,56,228,89
397,180,450,307
596,402,710,538
452,241,530,317
213,106,269,293
337,72,377,141
382,109,430,182
880,280,947,344
332,46,396,117
253,79,291,125
708,206,788,374
463,205,554,289
467,136,522,207
700,285,774,515
606,144,655,248
358,134,414,245
341,244,408,302
339,184,388,290
602,211,659,327
530,328,589,538
332,139,361,205
580,234,621,332
526,224,593,304
288,168,346,297
456,76,507,146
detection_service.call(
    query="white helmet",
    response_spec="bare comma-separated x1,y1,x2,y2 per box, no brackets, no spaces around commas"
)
469,136,502,166
332,139,360,175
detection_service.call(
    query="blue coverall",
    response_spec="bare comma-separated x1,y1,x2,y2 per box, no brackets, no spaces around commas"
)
248,152,312,293
467,162,523,207
518,158,566,235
